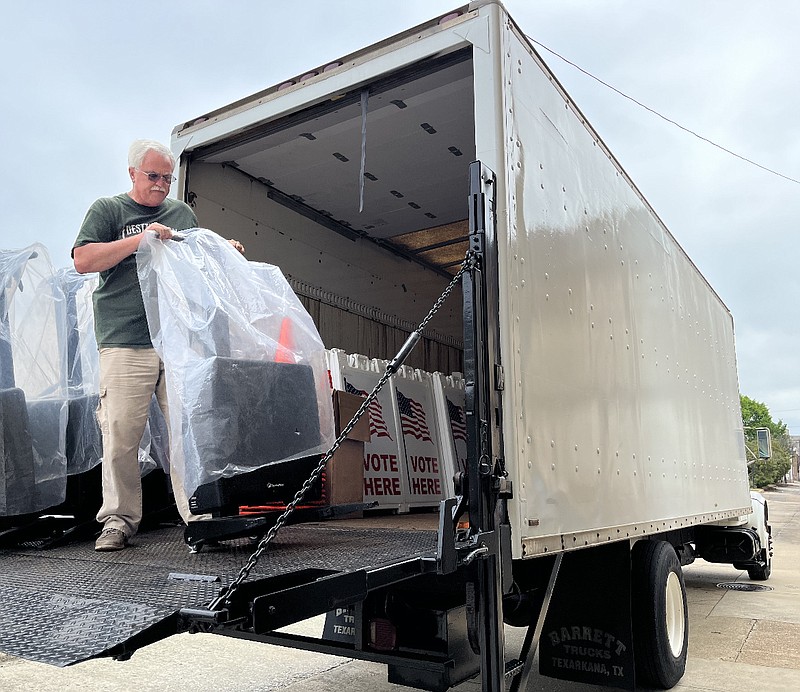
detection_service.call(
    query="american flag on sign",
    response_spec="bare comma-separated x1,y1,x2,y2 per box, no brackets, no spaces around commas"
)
344,379,392,440
396,389,432,443
447,397,467,442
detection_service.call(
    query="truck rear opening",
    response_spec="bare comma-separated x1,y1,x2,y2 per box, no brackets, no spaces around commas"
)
176,45,475,375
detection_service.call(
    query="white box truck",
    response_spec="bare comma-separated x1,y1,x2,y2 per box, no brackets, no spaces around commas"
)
164,2,770,688
0,2,772,690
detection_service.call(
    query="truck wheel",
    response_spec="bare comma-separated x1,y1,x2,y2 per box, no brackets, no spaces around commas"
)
747,545,772,581
631,540,688,689
746,497,772,581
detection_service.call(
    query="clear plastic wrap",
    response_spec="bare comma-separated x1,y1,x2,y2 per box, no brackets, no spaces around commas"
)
55,268,168,478
138,398,169,476
57,268,100,397
56,268,103,477
0,245,67,515
137,228,335,498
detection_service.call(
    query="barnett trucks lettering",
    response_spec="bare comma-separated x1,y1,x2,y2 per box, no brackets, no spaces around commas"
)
547,626,627,656
550,658,625,678
332,609,355,637
546,625,628,679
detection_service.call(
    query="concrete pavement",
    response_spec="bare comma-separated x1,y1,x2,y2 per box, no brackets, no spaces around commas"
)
2,482,799,691
672,481,800,691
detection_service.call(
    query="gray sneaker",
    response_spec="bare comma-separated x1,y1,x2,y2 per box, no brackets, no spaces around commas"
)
95,527,127,552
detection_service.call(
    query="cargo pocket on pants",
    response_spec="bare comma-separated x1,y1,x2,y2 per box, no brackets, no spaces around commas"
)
96,386,109,438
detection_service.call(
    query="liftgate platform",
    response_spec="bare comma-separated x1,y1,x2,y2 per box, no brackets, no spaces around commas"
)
0,521,438,667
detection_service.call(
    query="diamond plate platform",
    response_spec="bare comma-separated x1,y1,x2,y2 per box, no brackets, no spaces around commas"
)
0,522,437,666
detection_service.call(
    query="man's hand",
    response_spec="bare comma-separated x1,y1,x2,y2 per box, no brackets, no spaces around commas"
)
146,223,174,240
228,239,245,255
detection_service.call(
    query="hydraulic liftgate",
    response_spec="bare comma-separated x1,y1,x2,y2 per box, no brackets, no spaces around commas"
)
180,160,512,691
0,523,439,667
0,161,517,692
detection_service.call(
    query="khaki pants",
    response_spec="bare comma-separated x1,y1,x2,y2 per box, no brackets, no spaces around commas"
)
95,347,200,536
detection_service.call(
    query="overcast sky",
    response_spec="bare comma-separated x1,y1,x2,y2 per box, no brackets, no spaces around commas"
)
2,1,798,433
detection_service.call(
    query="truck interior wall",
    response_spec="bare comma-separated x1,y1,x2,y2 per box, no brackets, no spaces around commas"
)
186,162,464,373
295,291,463,373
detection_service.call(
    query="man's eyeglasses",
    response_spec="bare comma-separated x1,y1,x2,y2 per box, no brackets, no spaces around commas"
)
137,169,176,184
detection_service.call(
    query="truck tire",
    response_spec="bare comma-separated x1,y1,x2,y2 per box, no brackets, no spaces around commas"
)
746,496,772,581
631,540,688,689
747,544,772,581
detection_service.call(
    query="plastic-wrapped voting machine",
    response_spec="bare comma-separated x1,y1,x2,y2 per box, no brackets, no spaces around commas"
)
55,268,104,477
137,229,335,498
0,245,68,515
57,267,168,478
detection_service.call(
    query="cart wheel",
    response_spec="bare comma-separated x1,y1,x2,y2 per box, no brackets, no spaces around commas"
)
187,541,204,553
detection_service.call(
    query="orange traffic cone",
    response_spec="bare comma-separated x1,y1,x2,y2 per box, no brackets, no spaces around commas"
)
275,316,296,364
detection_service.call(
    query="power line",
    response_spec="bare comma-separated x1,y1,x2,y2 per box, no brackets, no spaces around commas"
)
528,36,800,186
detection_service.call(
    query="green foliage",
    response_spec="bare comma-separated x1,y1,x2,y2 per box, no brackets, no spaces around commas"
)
741,394,791,488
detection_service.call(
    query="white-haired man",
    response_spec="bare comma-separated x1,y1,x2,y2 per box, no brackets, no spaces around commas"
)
73,139,241,551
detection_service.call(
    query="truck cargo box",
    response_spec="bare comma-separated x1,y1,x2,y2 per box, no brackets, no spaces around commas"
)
172,0,750,559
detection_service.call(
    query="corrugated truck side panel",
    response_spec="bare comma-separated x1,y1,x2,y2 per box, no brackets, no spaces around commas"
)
491,14,750,558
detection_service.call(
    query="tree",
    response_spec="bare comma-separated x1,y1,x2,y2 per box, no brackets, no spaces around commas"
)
740,394,791,487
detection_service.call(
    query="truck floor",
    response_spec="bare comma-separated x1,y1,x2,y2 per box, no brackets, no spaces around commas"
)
0,517,438,667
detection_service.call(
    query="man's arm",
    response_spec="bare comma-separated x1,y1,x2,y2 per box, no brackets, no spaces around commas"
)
73,223,175,274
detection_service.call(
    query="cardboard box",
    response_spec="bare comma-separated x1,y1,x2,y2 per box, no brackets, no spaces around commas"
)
324,390,368,506
325,439,364,506
333,390,371,442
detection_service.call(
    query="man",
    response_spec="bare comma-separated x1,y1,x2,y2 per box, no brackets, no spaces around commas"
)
73,139,243,551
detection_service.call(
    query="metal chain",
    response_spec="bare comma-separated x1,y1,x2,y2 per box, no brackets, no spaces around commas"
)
418,259,475,333
209,252,477,611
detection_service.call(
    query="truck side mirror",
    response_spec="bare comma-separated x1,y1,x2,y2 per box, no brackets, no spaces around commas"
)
756,428,772,459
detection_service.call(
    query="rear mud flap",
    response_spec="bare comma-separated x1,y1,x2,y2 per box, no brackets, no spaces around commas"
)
538,540,635,689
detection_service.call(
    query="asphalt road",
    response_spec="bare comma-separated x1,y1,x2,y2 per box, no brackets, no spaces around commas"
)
2,482,799,691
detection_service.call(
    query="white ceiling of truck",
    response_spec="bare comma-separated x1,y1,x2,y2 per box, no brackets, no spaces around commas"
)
195,54,475,275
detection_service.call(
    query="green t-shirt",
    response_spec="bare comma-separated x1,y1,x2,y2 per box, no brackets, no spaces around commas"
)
73,193,198,347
